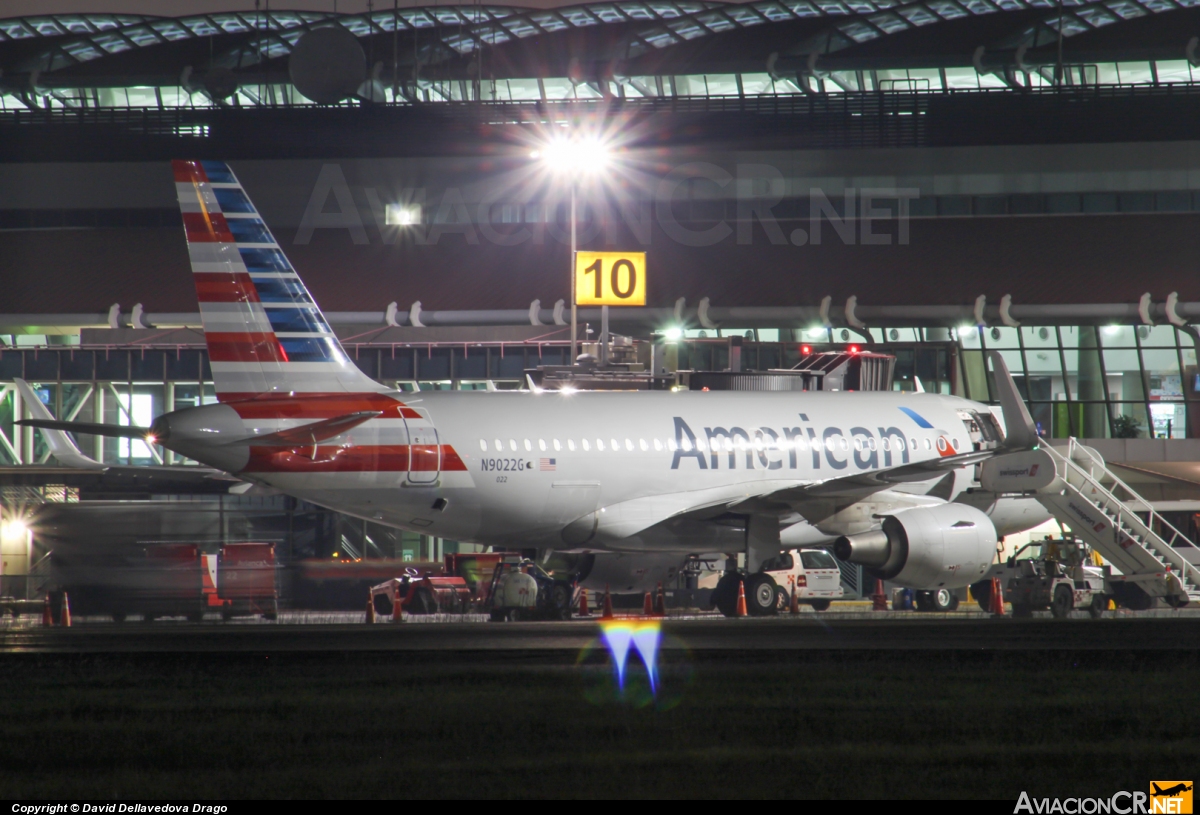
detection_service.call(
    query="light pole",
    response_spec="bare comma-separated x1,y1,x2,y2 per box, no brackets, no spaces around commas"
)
534,136,610,365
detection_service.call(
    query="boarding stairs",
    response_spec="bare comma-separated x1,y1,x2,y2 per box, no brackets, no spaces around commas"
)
1034,438,1200,606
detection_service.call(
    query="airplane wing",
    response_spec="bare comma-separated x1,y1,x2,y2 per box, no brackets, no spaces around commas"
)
589,350,1035,541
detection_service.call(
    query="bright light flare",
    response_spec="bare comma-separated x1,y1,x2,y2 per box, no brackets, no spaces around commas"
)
599,619,662,696
662,327,683,341
537,137,611,175
0,518,27,542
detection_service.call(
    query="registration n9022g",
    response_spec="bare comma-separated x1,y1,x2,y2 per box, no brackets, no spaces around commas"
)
481,458,526,472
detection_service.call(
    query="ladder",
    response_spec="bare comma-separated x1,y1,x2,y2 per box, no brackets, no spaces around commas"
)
1035,439,1200,605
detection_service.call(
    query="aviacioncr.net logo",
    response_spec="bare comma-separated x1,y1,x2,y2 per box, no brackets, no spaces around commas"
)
1015,785,1193,815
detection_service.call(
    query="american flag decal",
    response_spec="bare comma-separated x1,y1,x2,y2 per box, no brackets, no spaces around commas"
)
539,458,556,471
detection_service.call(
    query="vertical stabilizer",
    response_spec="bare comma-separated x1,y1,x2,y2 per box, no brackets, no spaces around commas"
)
172,160,386,401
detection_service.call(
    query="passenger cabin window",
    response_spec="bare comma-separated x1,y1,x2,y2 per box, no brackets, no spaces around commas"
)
553,439,561,451
479,440,487,452
538,439,547,451
639,439,648,451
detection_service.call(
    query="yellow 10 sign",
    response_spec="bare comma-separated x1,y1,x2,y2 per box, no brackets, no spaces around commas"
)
574,251,647,307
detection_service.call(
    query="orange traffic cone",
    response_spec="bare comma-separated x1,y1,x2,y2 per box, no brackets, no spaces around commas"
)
42,594,52,626
643,591,654,616
654,582,666,616
392,590,403,623
60,592,71,627
366,595,375,624
601,585,614,620
790,585,799,614
579,588,590,618
871,579,887,611
735,579,748,617
990,577,1005,617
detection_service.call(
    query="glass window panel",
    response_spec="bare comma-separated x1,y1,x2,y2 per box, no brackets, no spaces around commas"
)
1102,347,1141,403
1082,192,1117,212
943,68,980,90
1116,62,1155,84
1150,402,1186,438
1140,325,1178,346
1047,193,1081,213
1120,192,1154,212
1156,59,1193,83
1157,191,1191,211
1143,348,1183,402
1099,325,1138,346
984,326,1021,348
1110,403,1150,439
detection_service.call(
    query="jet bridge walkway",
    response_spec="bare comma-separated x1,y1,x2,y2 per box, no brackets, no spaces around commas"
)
1034,438,1200,608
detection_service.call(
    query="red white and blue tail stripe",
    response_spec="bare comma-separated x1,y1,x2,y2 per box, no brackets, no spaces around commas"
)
173,159,386,401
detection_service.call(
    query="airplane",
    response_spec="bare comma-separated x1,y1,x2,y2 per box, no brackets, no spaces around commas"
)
1152,784,1193,797
19,159,1053,617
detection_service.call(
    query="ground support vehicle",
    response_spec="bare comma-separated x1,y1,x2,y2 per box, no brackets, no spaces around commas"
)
709,548,847,617
483,557,574,621
217,543,279,621
972,537,1109,618
371,573,472,617
116,543,207,623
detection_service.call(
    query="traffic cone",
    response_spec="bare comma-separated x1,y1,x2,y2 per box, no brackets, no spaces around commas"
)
643,591,654,616
392,590,403,623
579,588,590,618
60,592,71,627
365,595,375,624
601,585,614,620
790,585,800,614
871,579,888,611
735,579,748,617
42,594,52,626
654,582,666,616
990,577,1005,617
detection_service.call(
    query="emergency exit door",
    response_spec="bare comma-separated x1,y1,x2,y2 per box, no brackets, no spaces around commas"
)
405,415,441,484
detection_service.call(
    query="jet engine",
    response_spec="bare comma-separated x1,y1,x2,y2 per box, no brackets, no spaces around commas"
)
149,403,252,473
832,503,997,589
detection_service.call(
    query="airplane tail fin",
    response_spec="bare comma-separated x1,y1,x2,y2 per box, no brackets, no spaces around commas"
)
13,379,106,469
172,160,386,402
1153,784,1164,795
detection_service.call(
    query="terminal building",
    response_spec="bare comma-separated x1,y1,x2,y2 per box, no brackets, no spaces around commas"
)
3,0,1200,606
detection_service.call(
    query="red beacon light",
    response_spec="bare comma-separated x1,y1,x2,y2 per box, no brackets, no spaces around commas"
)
848,345,860,354
801,345,812,355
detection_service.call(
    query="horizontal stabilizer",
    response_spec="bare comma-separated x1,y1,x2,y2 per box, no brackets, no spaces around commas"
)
17,419,151,440
235,411,381,447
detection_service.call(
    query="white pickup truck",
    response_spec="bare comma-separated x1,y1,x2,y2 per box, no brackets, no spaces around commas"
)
762,549,846,611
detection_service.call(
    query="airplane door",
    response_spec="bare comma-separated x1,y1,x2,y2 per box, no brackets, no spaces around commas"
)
404,413,440,484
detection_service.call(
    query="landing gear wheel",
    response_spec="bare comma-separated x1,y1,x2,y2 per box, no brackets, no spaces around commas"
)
809,599,831,612
930,589,959,612
1050,584,1074,619
1089,594,1108,619
744,573,779,616
775,587,791,612
1010,602,1033,619
971,580,992,612
713,573,742,618
550,584,572,621
1165,594,1189,609
914,591,933,612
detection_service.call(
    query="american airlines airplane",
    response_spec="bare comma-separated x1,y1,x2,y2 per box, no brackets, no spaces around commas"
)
21,160,1051,616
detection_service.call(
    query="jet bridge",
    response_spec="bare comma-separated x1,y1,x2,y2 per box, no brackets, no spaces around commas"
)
984,438,1200,609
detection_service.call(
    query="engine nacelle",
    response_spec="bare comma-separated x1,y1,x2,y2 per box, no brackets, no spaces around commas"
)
833,503,997,589
150,403,251,473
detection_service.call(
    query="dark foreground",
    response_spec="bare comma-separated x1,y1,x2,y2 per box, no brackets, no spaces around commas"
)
2,620,1198,798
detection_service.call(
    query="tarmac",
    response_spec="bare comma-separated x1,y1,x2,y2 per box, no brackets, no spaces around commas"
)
3,609,1200,653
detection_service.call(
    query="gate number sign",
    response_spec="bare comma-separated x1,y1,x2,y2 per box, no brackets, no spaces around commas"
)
574,251,647,307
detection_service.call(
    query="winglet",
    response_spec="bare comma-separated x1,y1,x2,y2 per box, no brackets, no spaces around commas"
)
987,351,1038,450
13,379,107,469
